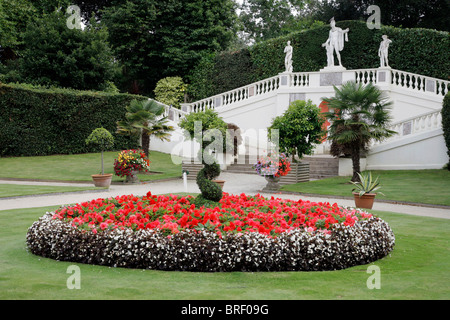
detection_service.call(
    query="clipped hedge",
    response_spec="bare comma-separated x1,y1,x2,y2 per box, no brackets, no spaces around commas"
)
0,83,144,156
443,92,450,169
188,20,450,100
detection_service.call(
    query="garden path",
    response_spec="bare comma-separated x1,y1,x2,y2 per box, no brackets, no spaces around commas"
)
1,173,449,220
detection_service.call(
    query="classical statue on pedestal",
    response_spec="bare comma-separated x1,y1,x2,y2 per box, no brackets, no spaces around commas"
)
378,35,392,68
284,41,293,73
322,18,349,68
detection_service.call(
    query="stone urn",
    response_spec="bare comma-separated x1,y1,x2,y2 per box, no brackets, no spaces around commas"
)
125,170,140,184
262,175,281,192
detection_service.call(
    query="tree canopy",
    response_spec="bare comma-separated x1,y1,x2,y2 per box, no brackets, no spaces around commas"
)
102,0,238,95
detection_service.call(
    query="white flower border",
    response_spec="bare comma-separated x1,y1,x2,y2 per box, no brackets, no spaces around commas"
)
26,211,395,272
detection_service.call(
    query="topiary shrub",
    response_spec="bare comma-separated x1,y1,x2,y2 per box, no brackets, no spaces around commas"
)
442,92,450,170
179,109,233,204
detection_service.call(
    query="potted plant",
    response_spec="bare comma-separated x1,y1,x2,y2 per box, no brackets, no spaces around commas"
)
113,149,150,184
85,128,115,188
351,171,384,209
254,153,291,192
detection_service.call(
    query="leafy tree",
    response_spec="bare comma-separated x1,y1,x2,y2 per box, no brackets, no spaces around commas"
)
323,81,396,182
16,11,116,90
102,0,238,95
268,99,325,161
310,0,450,32
117,99,174,157
238,0,310,43
154,76,187,109
0,0,38,61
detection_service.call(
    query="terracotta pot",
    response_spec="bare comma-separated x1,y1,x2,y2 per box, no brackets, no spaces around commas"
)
212,179,225,189
91,173,113,188
353,192,376,209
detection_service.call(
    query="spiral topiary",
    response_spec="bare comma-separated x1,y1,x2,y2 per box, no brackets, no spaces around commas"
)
179,109,232,205
195,152,222,205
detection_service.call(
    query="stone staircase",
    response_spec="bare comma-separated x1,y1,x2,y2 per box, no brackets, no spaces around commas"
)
302,155,339,180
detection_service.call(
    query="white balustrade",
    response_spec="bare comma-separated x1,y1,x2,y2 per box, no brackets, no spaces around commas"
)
391,69,450,96
181,68,448,119
354,69,378,85
370,109,442,148
290,72,310,87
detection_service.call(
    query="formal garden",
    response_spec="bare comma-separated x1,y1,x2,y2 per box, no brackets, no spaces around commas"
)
1,0,449,303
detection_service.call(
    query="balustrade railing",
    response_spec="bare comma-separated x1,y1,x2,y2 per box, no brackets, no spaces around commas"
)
391,69,449,96
370,109,442,148
354,68,378,85
180,68,448,116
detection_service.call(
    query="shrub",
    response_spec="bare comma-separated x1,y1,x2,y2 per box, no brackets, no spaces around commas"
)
153,76,187,109
179,109,232,202
268,100,326,161
0,82,143,156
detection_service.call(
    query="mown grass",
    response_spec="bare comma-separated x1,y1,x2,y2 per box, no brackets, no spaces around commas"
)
281,169,450,206
1,204,449,300
0,151,182,183
0,184,104,198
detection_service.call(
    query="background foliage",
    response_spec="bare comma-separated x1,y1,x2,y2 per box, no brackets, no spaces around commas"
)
0,83,142,156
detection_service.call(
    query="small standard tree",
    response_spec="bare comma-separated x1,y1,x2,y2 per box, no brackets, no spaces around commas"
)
117,99,174,156
323,81,396,182
268,100,326,162
85,127,114,175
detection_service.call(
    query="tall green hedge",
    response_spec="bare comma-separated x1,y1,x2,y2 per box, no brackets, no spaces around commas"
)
188,20,449,101
0,83,144,156
443,92,450,169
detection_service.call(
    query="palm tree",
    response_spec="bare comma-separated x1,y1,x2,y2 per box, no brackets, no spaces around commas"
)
117,99,174,156
323,81,396,182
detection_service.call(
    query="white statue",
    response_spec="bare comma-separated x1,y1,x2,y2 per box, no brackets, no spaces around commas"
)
378,35,392,68
284,41,293,72
322,17,349,68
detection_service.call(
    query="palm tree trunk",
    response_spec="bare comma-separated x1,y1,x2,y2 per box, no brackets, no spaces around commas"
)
141,132,150,157
351,144,361,182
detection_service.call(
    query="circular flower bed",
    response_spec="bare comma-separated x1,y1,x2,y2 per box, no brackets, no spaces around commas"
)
26,192,395,272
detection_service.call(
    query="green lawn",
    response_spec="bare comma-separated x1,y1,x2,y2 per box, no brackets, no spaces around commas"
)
1,204,449,300
282,169,450,206
0,151,182,183
0,184,103,198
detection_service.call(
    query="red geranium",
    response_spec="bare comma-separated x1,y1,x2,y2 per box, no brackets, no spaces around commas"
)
53,192,373,237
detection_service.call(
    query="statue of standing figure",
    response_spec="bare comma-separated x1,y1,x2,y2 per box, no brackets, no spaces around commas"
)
322,17,349,68
378,35,392,68
284,41,293,72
